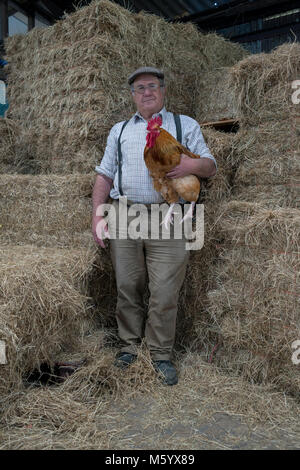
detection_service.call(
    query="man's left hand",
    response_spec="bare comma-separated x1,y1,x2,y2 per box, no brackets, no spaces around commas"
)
166,154,196,179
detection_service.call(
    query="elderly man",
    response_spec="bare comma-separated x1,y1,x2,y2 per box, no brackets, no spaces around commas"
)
92,67,216,385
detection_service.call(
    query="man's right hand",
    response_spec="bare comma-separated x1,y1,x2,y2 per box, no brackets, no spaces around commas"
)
92,216,110,249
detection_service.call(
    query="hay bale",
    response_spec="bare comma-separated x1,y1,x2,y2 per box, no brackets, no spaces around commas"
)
230,43,300,127
232,183,300,209
201,128,239,203
4,0,246,174
195,67,239,124
0,173,95,247
0,244,98,399
230,120,299,209
204,200,300,396
215,200,300,250
233,122,299,186
0,119,20,173
0,118,42,175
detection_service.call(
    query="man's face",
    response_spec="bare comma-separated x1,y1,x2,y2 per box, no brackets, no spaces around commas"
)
131,74,165,118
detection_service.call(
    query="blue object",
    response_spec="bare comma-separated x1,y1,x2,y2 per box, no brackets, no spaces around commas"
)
0,59,7,67
0,103,9,117
0,81,8,117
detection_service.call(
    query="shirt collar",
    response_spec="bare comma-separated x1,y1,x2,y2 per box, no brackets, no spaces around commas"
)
134,106,168,123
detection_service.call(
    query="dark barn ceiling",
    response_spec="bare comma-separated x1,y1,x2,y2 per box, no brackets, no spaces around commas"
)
7,0,299,25
8,0,234,23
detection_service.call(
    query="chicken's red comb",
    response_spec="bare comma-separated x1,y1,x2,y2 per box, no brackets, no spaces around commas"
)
147,116,162,130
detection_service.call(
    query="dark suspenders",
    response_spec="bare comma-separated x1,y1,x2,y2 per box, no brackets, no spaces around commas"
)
173,113,182,145
117,113,182,196
117,119,129,196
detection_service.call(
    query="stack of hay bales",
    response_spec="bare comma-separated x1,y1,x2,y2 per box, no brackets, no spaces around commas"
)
201,44,300,397
230,43,300,208
0,0,246,401
0,174,104,399
0,245,98,399
3,0,247,174
0,0,248,366
206,201,300,395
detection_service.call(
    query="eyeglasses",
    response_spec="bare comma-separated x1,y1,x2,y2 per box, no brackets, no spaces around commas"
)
132,83,162,94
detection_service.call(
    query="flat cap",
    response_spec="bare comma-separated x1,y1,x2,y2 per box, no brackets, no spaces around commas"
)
128,67,164,85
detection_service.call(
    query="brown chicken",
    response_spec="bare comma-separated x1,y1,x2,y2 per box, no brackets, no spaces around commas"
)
144,115,201,227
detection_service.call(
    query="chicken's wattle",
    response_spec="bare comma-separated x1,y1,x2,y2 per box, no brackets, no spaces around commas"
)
146,130,160,148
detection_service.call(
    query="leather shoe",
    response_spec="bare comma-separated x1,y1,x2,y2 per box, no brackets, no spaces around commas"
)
114,352,137,369
153,360,178,385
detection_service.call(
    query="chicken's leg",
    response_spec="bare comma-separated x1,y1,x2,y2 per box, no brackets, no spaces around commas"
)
180,201,195,224
161,203,177,229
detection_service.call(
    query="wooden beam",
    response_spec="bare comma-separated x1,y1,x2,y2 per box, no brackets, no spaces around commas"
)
28,11,35,30
38,0,64,18
23,0,37,30
0,0,9,40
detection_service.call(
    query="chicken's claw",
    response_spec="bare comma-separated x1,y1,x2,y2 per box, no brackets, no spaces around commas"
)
180,202,195,224
161,203,177,230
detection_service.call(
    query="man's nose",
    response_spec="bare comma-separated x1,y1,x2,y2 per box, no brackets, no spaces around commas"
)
143,86,153,96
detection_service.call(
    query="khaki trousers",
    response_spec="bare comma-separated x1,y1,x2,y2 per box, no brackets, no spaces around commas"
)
109,199,189,361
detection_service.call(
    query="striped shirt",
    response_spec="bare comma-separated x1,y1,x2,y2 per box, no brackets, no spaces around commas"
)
95,106,217,204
